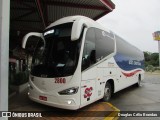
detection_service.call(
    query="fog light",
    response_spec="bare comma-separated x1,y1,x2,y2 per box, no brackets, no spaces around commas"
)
67,100,72,104
28,92,30,95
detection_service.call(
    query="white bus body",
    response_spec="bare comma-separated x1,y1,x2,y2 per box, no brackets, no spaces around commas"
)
22,16,144,110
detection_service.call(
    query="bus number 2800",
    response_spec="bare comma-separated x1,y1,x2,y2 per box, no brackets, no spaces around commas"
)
55,78,66,83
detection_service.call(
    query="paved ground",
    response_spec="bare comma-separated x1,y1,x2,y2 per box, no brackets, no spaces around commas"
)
9,73,160,120
9,93,116,120
110,73,160,120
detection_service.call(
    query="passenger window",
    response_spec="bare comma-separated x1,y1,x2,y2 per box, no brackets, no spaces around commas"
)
82,28,96,71
95,29,115,60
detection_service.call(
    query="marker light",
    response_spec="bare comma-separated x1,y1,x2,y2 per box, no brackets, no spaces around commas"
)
58,87,79,95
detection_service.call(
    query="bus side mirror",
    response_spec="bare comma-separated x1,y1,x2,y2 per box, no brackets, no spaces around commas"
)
22,32,42,49
71,19,87,41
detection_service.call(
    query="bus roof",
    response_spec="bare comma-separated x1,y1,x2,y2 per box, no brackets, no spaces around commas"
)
46,15,111,33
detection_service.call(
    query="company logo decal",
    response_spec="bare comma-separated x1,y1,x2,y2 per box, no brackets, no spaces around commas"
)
114,53,144,71
122,70,141,77
84,87,93,101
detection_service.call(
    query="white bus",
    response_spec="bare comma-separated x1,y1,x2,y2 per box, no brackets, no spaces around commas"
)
22,16,144,110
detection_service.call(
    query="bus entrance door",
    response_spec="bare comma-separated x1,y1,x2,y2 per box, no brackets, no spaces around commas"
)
96,67,105,99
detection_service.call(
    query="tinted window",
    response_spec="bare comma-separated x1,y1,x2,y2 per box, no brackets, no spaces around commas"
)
114,35,144,70
82,28,96,71
31,23,82,77
115,35,143,60
95,29,115,60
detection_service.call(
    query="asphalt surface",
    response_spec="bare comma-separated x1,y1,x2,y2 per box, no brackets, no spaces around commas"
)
110,73,160,120
9,73,160,120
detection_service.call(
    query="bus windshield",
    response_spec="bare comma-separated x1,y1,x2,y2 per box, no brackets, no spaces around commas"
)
31,23,81,78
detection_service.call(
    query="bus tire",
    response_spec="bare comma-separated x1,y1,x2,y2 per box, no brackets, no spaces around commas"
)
103,82,112,102
136,75,141,87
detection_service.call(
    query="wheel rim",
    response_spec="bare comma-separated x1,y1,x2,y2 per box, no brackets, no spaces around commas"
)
104,87,110,100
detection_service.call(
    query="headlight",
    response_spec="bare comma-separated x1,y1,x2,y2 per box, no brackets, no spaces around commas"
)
58,87,79,95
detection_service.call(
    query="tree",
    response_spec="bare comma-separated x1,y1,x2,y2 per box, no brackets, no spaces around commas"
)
144,52,159,67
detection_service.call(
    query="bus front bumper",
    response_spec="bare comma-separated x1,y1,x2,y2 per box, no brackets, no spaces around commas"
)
28,91,80,110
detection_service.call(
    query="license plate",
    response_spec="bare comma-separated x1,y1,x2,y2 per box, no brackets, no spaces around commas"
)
39,96,47,101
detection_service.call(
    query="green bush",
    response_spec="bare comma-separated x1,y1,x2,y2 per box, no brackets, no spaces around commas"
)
145,65,155,72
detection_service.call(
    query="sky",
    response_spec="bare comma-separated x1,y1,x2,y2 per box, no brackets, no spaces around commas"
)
97,0,160,53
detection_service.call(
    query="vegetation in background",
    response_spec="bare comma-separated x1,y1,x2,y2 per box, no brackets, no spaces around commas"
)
144,51,160,72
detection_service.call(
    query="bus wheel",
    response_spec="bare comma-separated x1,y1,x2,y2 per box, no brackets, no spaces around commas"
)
103,82,112,102
136,75,141,87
